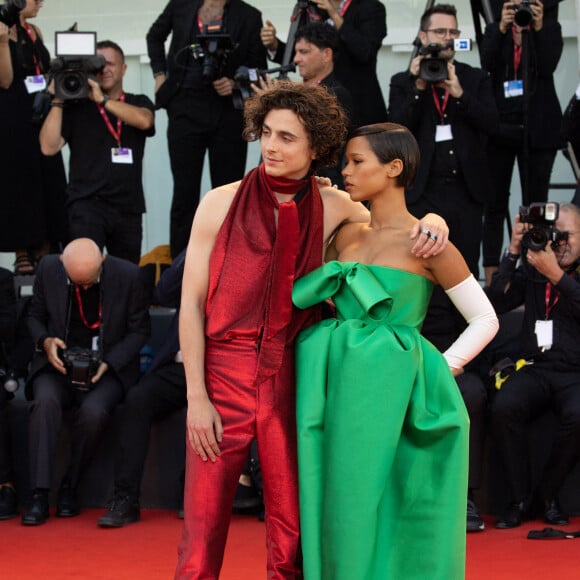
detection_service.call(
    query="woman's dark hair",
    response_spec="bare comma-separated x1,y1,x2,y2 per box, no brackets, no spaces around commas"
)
243,82,349,172
349,122,420,189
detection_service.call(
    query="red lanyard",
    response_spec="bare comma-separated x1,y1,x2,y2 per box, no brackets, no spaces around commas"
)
544,282,559,319
24,24,41,75
431,85,450,124
512,27,523,78
339,0,353,15
74,285,102,330
96,93,125,146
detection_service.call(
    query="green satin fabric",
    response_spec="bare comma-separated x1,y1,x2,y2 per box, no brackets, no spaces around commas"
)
293,262,469,580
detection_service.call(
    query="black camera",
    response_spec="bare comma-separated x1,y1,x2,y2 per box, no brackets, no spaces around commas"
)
418,39,472,83
0,0,25,27
190,21,235,84
62,347,101,391
0,367,18,393
232,63,296,110
303,0,328,21
50,31,105,100
510,0,536,28
519,202,562,251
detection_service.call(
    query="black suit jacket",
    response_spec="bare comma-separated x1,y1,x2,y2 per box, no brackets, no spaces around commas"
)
146,0,266,107
480,20,563,150
389,61,499,204
26,255,150,397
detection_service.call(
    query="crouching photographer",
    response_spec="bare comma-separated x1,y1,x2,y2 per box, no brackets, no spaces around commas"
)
22,238,150,526
487,202,580,529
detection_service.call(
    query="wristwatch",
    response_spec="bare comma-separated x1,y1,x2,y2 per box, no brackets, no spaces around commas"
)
100,95,110,107
504,249,520,262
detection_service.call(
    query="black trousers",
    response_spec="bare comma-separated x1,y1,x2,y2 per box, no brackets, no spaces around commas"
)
482,144,557,268
167,90,247,258
28,369,123,490
408,177,483,278
114,362,186,500
0,390,11,483
68,198,143,264
491,362,580,503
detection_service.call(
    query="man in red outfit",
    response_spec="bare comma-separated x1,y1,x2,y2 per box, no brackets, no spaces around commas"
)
176,83,448,579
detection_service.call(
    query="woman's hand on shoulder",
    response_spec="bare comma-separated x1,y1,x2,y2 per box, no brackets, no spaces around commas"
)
410,213,449,258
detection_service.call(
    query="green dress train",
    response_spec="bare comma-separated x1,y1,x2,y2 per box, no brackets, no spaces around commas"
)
292,261,470,580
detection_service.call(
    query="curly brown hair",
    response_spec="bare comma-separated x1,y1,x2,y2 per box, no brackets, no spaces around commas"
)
243,82,349,172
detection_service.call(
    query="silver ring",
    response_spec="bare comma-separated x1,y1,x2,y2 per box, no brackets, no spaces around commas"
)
422,229,431,237
430,233,438,242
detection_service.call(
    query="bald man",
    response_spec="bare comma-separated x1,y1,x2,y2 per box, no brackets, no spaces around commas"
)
22,239,150,526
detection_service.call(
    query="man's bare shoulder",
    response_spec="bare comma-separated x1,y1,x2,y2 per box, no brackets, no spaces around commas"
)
319,185,369,226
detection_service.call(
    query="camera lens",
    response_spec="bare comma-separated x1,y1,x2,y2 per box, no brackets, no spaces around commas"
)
62,72,83,96
514,6,533,27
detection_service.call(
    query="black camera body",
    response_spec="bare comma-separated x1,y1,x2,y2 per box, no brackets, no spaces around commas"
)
0,0,25,27
519,202,561,251
50,54,105,100
510,0,536,28
418,43,449,83
232,63,296,110
62,347,101,391
190,21,235,84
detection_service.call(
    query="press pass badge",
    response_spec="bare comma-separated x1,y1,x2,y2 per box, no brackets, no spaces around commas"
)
435,124,453,142
24,75,47,94
111,147,133,164
504,80,524,98
535,320,553,350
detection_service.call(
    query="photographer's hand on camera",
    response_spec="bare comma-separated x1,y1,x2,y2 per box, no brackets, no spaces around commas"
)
410,55,427,92
442,61,463,99
525,244,563,284
153,72,167,94
500,0,544,34
91,361,109,384
43,337,67,375
250,73,278,97
212,76,235,97
311,0,344,29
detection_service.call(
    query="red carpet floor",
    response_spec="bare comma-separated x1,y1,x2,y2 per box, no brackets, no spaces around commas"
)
2,510,579,578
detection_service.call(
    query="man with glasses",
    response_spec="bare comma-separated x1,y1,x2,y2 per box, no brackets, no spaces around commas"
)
21,238,150,525
488,203,580,529
389,3,498,533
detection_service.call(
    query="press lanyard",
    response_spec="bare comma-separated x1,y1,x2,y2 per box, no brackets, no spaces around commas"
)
339,0,353,15
431,85,449,124
96,93,125,146
23,24,41,75
74,285,102,330
512,27,523,78
544,282,559,319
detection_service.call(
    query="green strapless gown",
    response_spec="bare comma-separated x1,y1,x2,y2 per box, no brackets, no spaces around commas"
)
292,262,469,580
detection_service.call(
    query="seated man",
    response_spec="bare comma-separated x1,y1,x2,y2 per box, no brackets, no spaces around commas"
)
487,203,580,528
97,251,187,528
22,238,150,526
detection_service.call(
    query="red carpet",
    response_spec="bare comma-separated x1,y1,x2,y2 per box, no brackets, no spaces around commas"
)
2,511,578,578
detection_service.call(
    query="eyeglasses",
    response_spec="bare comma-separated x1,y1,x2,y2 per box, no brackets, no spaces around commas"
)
424,28,461,39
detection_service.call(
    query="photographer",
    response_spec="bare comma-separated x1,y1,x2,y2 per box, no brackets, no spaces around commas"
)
39,40,155,264
260,0,387,127
389,3,498,278
146,0,266,258
22,238,150,526
480,0,563,286
0,0,67,273
487,203,580,529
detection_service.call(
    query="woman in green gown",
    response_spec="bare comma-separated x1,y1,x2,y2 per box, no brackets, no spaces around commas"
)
293,123,499,580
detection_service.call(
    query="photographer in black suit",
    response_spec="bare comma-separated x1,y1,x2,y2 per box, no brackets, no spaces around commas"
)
146,0,266,258
487,203,580,529
480,0,563,286
22,238,150,526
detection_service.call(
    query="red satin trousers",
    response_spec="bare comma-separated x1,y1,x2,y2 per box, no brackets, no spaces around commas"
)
175,339,302,579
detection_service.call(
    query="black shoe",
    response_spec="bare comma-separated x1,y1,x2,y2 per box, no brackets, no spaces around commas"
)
232,482,262,511
466,499,485,532
56,485,80,517
97,495,140,528
21,491,49,526
495,501,525,529
544,498,569,526
0,486,18,520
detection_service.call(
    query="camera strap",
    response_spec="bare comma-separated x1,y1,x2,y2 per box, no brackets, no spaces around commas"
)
339,0,353,16
96,92,126,146
511,26,524,78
